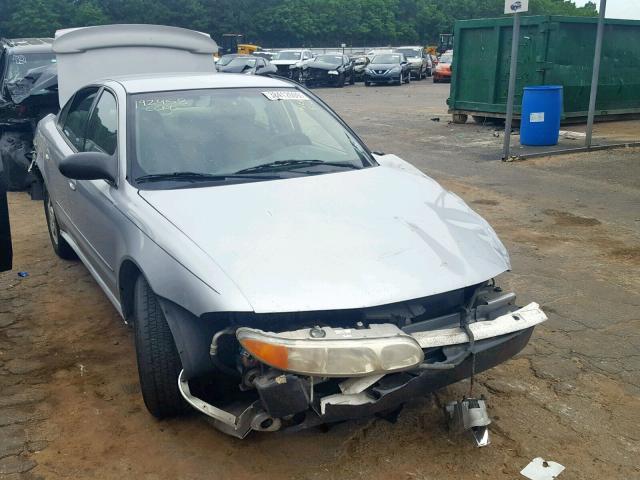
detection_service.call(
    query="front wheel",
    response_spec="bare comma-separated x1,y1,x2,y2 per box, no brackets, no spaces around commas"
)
349,73,355,85
397,73,403,86
365,80,371,86
134,275,187,418
43,186,76,260
405,71,411,84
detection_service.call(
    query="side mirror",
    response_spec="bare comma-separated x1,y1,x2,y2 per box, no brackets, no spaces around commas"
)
59,151,117,183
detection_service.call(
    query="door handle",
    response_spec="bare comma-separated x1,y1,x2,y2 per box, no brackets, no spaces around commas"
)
68,180,77,191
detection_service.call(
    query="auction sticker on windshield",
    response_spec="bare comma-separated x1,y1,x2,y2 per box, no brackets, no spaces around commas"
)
262,91,309,101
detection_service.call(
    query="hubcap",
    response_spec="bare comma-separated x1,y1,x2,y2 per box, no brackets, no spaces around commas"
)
47,197,59,246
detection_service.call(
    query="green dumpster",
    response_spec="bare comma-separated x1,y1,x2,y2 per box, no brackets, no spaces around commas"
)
447,15,640,124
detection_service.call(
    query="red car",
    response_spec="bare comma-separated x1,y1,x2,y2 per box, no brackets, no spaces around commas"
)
433,52,452,83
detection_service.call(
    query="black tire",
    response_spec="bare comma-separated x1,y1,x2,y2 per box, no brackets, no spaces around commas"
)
43,186,77,260
406,71,411,84
397,73,403,86
296,69,304,84
349,73,355,85
134,275,187,418
365,81,371,86
337,73,345,88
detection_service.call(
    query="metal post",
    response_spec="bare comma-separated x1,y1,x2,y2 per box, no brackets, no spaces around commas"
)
585,0,607,148
502,12,521,160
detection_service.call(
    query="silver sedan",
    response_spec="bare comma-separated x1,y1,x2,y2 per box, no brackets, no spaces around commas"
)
36,32,545,438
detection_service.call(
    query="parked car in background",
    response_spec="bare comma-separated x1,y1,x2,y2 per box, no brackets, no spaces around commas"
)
394,46,428,80
0,37,58,192
271,49,313,82
218,55,277,76
426,53,437,76
252,50,278,61
364,53,411,86
215,53,240,70
351,55,370,82
433,51,452,83
303,53,354,87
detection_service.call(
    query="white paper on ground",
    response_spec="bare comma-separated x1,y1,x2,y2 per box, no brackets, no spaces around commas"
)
520,457,565,480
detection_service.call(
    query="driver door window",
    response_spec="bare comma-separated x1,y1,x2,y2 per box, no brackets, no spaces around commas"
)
84,91,118,156
61,87,99,151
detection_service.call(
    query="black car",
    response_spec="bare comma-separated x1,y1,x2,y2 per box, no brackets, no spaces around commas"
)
0,38,58,191
364,53,411,86
303,54,354,88
218,55,277,76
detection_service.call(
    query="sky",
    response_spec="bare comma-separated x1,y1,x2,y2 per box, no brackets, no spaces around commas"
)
573,0,640,19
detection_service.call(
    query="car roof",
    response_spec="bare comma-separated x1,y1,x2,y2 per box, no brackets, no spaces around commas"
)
108,72,292,94
1,38,53,54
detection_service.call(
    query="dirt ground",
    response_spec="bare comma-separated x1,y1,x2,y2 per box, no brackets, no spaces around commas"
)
1,80,639,480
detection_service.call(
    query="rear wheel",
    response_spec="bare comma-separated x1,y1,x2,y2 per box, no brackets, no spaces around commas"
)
134,275,187,418
43,186,76,260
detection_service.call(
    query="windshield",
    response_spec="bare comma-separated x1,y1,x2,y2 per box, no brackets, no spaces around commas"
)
315,55,342,64
217,55,236,66
439,54,453,64
372,54,402,64
227,57,257,68
5,53,56,83
274,51,301,61
129,88,372,188
395,48,421,58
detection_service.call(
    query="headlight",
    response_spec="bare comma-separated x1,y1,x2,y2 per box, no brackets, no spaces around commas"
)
365,68,373,73
390,66,401,73
237,324,424,377
328,70,339,75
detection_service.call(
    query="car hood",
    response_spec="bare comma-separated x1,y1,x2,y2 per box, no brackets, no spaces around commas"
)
139,162,510,313
307,61,341,71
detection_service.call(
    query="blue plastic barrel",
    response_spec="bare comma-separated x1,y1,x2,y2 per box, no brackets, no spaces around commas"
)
520,85,563,146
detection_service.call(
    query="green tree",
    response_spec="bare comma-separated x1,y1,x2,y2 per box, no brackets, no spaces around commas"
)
0,0,597,45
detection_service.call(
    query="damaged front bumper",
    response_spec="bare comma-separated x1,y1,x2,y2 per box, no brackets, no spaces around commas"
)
178,302,546,438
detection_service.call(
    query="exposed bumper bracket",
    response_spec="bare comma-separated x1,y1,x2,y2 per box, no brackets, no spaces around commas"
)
178,370,258,439
445,397,491,447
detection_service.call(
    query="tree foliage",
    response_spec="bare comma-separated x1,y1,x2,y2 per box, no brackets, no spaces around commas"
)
0,0,597,46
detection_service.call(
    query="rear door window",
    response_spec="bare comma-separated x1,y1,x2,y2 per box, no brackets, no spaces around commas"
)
61,87,99,151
